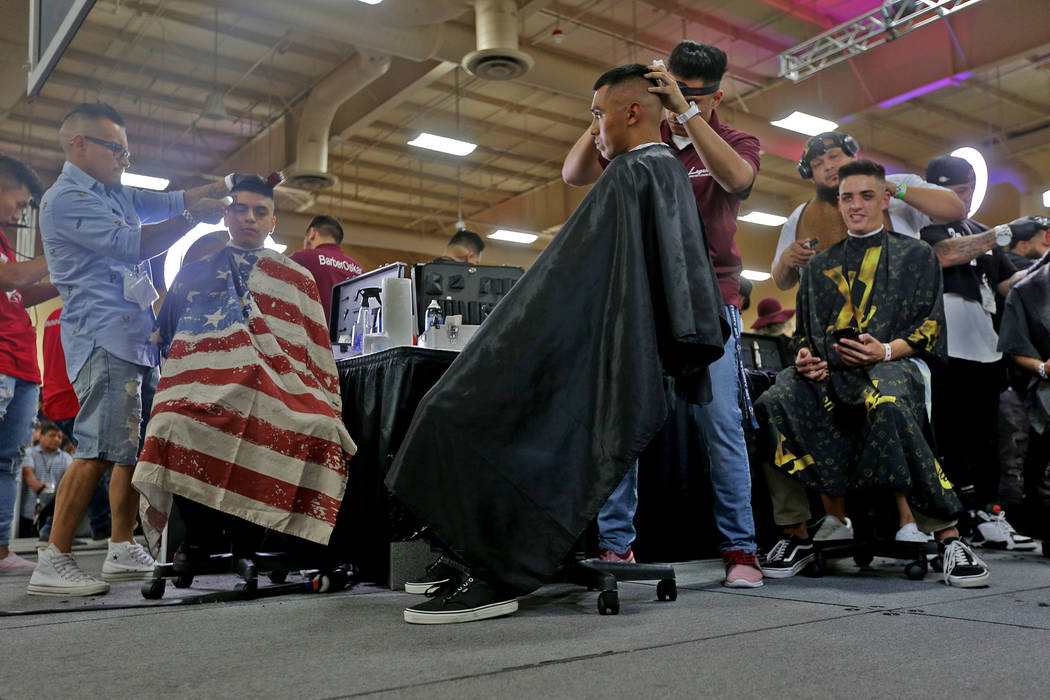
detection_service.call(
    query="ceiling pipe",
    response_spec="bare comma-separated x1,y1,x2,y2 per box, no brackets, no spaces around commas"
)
285,50,392,190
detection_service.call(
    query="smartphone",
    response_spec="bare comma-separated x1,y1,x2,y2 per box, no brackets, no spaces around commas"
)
831,327,859,342
801,237,819,251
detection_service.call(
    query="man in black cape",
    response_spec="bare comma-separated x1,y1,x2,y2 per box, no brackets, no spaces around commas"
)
755,159,991,588
387,64,727,624
997,250,1050,545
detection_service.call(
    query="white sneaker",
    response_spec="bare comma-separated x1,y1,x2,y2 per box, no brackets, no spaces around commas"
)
0,552,36,573
895,522,934,543
813,515,854,542
101,540,156,581
27,545,110,597
973,510,1037,551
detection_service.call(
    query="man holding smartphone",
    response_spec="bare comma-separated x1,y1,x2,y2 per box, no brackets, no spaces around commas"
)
754,159,990,588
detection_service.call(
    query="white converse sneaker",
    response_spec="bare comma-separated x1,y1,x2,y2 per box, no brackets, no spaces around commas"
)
972,509,1037,551
27,545,110,597
895,522,934,543
101,540,156,581
813,515,854,542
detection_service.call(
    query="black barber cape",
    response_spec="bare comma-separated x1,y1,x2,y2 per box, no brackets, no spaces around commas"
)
999,251,1050,433
386,144,727,595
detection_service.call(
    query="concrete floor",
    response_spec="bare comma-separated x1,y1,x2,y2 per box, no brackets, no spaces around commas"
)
1,541,1048,699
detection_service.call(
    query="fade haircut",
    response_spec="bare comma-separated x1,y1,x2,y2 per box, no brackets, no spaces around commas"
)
668,41,727,84
230,174,275,202
61,102,126,130
308,214,344,244
0,154,44,205
593,63,658,92
448,229,485,255
837,158,885,185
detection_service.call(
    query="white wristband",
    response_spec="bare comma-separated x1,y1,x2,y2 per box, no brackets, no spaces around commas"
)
1039,362,1048,380
883,343,892,362
224,173,235,191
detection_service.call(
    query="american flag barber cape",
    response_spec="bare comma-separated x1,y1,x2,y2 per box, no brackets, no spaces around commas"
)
133,246,356,548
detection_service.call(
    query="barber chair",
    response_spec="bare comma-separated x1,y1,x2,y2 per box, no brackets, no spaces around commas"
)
140,497,353,600
560,523,677,616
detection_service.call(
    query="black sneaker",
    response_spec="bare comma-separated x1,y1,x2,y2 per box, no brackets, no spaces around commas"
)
761,535,814,578
404,557,462,595
403,576,518,624
940,537,990,588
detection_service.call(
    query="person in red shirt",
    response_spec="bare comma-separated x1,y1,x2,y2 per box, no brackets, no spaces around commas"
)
562,42,763,588
289,215,363,327
41,307,111,543
0,155,56,571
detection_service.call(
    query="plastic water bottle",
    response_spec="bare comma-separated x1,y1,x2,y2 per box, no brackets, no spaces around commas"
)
424,300,443,333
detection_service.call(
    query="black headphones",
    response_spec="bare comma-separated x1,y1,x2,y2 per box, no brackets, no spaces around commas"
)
796,132,860,179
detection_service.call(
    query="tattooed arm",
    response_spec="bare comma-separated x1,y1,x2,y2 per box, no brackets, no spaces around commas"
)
931,229,997,268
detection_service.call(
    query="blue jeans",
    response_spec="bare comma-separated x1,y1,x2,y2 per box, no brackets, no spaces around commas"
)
52,416,111,539
690,305,756,553
597,461,638,554
0,375,40,546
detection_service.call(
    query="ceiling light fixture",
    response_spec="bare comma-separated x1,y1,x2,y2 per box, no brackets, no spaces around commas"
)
408,132,477,157
738,211,788,227
121,172,170,191
770,111,838,136
356,0,383,4
950,146,987,217
1042,189,1050,208
741,270,772,281
488,229,538,244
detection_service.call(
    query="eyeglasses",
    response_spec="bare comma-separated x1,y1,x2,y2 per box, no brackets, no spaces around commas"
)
80,135,131,162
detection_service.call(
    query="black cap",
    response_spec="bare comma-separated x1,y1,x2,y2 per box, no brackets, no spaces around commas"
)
926,155,974,187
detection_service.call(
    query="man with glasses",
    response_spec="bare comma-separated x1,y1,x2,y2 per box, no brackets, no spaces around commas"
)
29,102,230,596
562,41,764,588
0,154,54,573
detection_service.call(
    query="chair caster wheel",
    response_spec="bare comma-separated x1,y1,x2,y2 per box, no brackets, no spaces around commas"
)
905,561,927,580
597,590,619,615
141,578,166,600
235,580,258,597
268,570,288,584
657,579,677,602
173,574,194,589
853,546,874,568
804,552,825,577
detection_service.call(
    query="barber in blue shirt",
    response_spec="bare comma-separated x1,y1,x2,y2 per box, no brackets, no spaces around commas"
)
30,102,231,597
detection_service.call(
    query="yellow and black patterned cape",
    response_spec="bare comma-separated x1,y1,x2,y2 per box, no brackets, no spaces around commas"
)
755,229,962,520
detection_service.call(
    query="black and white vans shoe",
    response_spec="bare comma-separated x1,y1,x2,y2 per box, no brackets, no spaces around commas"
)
404,575,518,624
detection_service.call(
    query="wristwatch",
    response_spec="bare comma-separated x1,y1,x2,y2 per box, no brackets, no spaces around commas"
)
676,101,701,125
893,181,908,200
994,224,1012,247
180,209,196,227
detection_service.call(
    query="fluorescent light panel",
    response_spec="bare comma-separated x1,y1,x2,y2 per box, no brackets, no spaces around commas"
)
122,172,169,190
488,229,538,244
950,146,987,217
738,211,787,227
770,111,838,136
1043,189,1050,208
741,269,771,281
407,132,477,157
356,0,383,4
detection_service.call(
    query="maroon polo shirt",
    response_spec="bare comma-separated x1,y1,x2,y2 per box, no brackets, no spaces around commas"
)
289,242,364,327
659,111,760,308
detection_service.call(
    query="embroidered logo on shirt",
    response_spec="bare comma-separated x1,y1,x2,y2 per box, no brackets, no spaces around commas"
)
687,166,710,178
318,254,363,274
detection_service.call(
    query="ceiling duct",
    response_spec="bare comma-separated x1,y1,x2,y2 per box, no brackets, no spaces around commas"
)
463,0,534,80
285,49,392,191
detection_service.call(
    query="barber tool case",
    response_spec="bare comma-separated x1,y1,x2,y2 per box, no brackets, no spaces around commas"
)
412,261,525,335
739,332,792,372
330,262,412,361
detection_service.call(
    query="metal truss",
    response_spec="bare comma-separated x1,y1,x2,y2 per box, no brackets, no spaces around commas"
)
778,0,987,82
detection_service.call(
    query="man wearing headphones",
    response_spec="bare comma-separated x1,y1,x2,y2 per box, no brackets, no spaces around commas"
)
771,132,965,290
